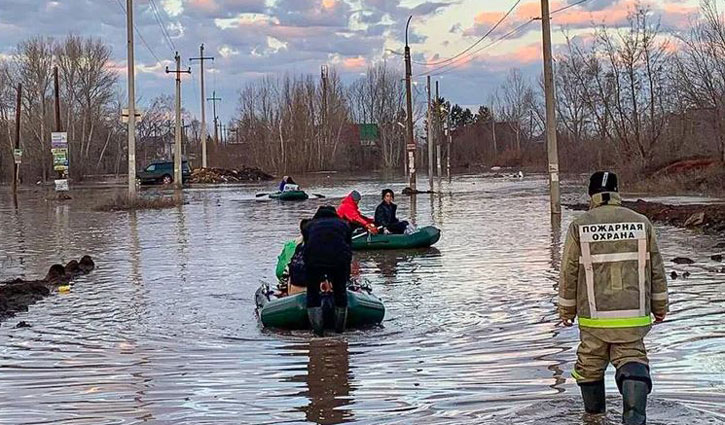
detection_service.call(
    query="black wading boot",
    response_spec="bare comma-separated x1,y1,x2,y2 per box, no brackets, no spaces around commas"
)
616,363,652,425
334,307,347,333
579,380,606,414
307,307,324,337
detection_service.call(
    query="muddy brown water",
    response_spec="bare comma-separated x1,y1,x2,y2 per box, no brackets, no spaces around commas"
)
1,174,724,424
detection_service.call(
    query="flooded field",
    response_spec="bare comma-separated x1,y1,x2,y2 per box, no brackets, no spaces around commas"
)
1,173,724,424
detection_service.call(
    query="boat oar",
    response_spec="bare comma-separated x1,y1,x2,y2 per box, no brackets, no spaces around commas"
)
255,192,271,197
311,193,326,198
352,226,383,240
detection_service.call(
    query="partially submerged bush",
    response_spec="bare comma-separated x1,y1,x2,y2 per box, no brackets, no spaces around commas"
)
95,193,185,211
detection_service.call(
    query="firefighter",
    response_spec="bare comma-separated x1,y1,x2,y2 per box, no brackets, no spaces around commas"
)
558,171,668,425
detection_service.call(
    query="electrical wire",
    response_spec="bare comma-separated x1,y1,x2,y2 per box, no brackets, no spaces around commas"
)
149,0,177,52
412,0,524,66
418,0,593,77
112,0,163,64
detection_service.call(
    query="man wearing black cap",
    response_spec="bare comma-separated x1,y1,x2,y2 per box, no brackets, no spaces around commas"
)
558,171,668,425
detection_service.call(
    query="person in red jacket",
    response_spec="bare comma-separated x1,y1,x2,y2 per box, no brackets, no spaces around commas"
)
337,190,378,234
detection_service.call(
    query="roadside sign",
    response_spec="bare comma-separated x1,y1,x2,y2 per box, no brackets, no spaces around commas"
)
13,148,22,164
51,132,67,148
52,147,69,171
54,179,69,192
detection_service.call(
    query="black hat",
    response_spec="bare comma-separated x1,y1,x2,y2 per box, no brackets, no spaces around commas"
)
588,171,618,196
313,205,338,219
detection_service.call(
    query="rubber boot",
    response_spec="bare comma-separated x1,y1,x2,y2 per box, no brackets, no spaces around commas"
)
616,363,651,425
307,307,324,337
579,380,606,414
334,307,347,333
620,380,648,425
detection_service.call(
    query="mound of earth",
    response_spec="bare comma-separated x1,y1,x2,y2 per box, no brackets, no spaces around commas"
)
191,167,274,184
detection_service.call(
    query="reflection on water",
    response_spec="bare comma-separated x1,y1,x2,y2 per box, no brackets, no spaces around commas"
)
0,174,724,424
287,339,353,424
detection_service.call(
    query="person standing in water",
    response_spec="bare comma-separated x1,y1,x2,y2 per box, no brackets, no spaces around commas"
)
559,171,668,425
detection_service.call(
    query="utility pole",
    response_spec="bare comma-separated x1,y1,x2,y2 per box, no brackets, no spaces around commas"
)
12,83,21,202
189,44,214,168
427,75,433,192
165,52,191,189
207,91,221,146
321,65,328,167
435,81,441,178
491,108,497,160
126,0,137,197
446,111,452,182
53,67,61,132
404,16,416,192
541,0,561,214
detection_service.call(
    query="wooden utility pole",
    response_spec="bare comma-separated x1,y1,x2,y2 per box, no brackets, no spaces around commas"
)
165,52,191,189
207,91,221,146
12,83,22,201
427,75,433,192
53,67,61,132
446,112,452,182
435,81,441,178
126,0,137,197
491,109,497,159
404,16,416,192
189,44,214,168
541,0,561,214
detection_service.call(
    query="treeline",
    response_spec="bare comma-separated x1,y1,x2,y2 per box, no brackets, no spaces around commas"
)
3,2,725,181
0,35,121,183
450,2,725,173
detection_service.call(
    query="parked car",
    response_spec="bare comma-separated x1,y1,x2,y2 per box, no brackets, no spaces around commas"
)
137,160,191,185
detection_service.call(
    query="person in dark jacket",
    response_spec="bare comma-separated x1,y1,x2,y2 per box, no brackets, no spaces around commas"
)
374,189,409,234
303,205,353,336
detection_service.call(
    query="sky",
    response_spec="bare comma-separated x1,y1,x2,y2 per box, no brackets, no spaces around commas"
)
0,0,702,124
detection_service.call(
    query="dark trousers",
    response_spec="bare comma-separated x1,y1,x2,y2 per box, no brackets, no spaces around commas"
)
386,221,409,234
306,263,350,308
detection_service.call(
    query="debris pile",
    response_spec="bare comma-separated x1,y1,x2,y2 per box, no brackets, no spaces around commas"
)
190,167,274,184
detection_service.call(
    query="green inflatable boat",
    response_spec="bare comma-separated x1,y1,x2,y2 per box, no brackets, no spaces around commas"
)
255,284,385,330
269,190,309,201
352,225,441,250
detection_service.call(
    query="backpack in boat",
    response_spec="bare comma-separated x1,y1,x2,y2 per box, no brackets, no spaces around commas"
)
288,244,307,287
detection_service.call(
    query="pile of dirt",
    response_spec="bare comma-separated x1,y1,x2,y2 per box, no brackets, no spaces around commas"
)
0,256,95,322
190,167,274,184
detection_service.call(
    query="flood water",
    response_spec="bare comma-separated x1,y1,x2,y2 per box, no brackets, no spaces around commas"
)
1,173,724,424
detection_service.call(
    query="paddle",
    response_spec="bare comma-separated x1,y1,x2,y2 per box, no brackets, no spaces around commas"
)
352,226,383,240
311,193,326,198
255,192,271,197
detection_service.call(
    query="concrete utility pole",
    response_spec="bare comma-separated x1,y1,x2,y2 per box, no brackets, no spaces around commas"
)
207,91,221,146
404,16,416,192
435,81,441,178
165,52,191,189
427,75,433,192
12,83,21,201
541,0,561,214
126,0,137,197
491,108,497,159
189,44,214,168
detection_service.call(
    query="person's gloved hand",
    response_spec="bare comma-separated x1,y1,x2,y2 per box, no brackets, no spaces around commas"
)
366,224,379,235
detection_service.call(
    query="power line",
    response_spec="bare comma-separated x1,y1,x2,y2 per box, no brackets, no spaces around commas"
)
413,0,523,66
112,0,163,64
420,0,593,77
149,0,177,52
426,18,537,77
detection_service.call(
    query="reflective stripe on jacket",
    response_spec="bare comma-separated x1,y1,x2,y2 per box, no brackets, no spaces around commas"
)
558,192,669,342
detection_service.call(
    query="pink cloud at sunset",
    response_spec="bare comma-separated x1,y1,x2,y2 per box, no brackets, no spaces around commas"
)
342,56,367,69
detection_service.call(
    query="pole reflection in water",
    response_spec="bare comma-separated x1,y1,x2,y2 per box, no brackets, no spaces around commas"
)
287,339,354,424
408,193,417,227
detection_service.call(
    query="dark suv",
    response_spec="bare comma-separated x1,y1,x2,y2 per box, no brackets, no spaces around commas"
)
137,160,191,185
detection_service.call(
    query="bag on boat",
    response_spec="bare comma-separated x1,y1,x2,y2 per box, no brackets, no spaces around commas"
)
283,184,299,192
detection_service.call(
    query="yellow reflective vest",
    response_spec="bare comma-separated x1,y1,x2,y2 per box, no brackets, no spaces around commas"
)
558,192,669,343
